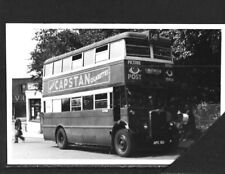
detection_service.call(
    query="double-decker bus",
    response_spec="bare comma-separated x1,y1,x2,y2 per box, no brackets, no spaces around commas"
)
42,31,178,157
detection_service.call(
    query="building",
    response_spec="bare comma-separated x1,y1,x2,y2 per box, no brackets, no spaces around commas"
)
12,78,42,122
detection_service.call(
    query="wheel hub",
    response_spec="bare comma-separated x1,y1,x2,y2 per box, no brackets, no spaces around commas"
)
118,135,127,151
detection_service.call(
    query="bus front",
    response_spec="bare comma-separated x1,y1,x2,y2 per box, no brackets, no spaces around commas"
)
117,33,178,155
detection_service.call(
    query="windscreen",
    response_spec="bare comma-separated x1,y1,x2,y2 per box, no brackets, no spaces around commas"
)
125,38,150,57
127,86,176,111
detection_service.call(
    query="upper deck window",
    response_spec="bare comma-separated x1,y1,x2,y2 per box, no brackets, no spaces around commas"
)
44,63,53,77
125,38,150,58
53,60,62,75
84,49,95,66
95,45,109,63
72,54,83,70
110,40,125,59
62,57,72,72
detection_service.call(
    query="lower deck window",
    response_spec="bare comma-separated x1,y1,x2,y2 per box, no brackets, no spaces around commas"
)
95,93,107,109
52,99,62,112
71,97,81,111
83,95,93,110
62,98,70,111
45,100,52,113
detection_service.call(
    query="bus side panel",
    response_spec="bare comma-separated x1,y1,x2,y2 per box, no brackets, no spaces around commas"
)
42,113,57,141
110,60,125,86
67,110,114,146
43,110,114,146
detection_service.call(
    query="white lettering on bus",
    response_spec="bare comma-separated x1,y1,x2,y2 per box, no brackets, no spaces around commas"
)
59,79,63,90
69,77,73,88
55,80,59,90
47,68,110,93
85,73,90,84
128,60,141,65
128,74,142,80
74,76,78,86
78,76,84,86
64,78,68,88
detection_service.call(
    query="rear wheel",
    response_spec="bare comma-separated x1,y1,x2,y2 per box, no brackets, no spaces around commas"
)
56,128,68,149
114,129,133,157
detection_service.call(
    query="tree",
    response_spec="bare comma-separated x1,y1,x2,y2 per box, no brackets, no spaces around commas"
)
28,29,82,86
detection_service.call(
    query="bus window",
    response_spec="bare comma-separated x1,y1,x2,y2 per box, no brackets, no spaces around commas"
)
125,38,150,57
83,95,93,110
95,45,109,63
71,97,81,111
52,99,61,112
62,57,72,72
110,40,125,59
45,63,53,77
110,92,112,108
95,93,107,109
153,45,171,60
62,98,70,112
45,100,52,113
72,54,83,70
53,60,62,75
84,49,95,66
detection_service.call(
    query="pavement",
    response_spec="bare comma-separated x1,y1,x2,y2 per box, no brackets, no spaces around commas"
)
12,119,43,139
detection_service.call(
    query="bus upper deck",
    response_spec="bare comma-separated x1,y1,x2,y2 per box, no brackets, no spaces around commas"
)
43,31,173,80
42,31,174,97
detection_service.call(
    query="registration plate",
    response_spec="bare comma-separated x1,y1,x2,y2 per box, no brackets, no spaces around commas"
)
153,140,165,145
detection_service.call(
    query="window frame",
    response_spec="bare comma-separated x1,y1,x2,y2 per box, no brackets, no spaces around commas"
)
72,53,83,70
53,60,63,75
62,57,72,73
95,45,109,63
45,100,52,113
44,63,53,77
83,49,95,66
82,95,94,110
94,93,108,109
71,97,82,111
61,98,71,112
52,99,62,113
110,40,126,59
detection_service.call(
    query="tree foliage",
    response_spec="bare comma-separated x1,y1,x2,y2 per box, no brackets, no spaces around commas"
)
29,29,82,80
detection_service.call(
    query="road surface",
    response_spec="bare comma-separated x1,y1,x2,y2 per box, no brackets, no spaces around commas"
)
8,136,179,166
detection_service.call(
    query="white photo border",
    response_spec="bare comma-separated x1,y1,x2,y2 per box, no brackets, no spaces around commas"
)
6,23,225,165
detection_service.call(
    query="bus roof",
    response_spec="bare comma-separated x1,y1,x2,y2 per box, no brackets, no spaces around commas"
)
44,31,148,64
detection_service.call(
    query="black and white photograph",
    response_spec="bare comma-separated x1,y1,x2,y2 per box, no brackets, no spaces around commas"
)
6,24,224,172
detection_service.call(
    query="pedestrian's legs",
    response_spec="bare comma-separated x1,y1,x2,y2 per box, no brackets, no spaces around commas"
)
19,135,25,141
14,131,19,143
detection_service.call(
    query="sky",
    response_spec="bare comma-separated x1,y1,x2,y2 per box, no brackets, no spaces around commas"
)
6,24,38,78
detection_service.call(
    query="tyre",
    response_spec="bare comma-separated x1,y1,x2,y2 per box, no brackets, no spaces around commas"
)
114,129,133,157
56,128,68,149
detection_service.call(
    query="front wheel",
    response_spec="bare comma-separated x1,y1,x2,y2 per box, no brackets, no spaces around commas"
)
114,129,134,157
56,128,68,149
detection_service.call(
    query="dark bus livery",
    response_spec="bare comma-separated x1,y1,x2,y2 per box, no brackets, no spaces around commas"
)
42,31,178,157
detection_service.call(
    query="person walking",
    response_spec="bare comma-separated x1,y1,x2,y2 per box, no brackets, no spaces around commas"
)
14,118,25,143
